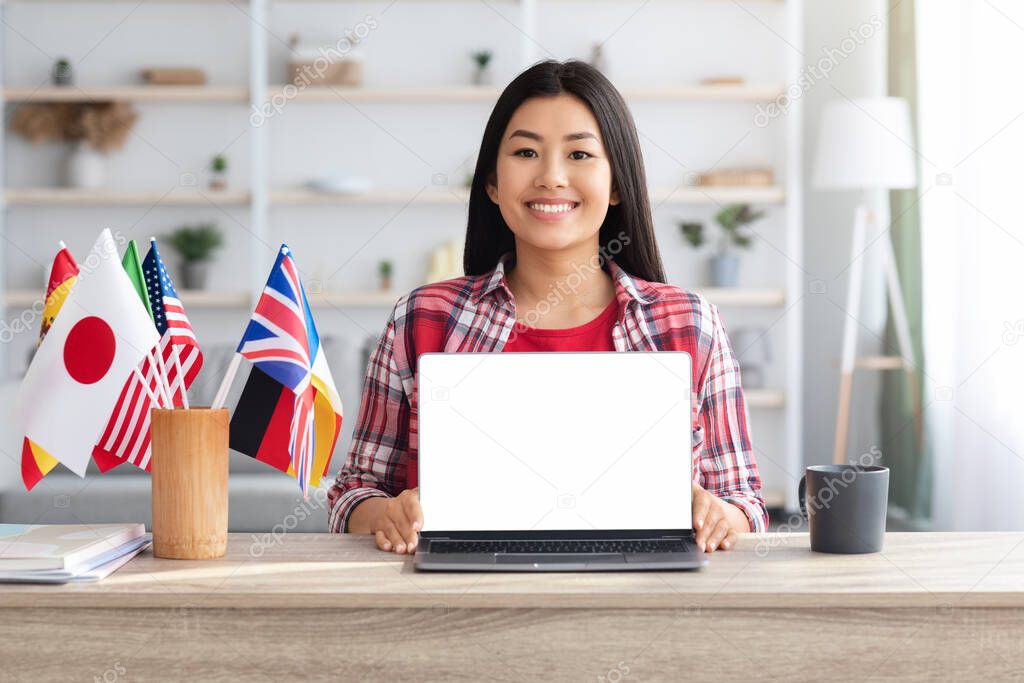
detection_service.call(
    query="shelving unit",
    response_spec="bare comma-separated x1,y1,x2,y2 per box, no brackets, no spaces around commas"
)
0,0,803,511
3,85,248,103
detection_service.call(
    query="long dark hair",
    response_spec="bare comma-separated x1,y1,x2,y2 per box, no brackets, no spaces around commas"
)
463,59,666,283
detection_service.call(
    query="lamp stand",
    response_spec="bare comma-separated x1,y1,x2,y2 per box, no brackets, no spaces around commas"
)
833,204,923,464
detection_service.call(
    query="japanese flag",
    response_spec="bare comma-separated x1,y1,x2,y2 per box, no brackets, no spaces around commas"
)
16,229,160,476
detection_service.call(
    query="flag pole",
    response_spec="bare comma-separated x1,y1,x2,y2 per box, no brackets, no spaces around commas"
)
134,366,167,408
172,351,191,409
150,348,174,408
211,353,241,410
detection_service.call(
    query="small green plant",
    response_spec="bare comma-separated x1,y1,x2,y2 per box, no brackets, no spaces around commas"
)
679,203,764,254
472,50,493,69
378,259,393,289
679,222,704,248
211,155,227,173
167,223,223,263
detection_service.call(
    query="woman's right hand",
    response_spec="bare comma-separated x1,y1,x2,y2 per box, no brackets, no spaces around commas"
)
373,487,423,554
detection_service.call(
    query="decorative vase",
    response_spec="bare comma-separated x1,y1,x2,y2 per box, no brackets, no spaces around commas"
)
52,58,73,86
473,65,493,86
181,261,209,290
710,253,740,287
66,142,105,188
209,172,227,191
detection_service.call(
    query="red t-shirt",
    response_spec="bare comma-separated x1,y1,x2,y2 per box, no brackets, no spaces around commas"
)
502,297,618,352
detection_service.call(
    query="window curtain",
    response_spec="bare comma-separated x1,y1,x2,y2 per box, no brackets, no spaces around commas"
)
882,0,930,521
919,1,1024,530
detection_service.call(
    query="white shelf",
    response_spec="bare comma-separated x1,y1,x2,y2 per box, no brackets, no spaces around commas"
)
4,84,781,105
267,84,784,103
269,186,785,206
3,86,248,103
4,186,783,207
693,288,786,307
5,188,250,206
270,188,472,206
4,289,250,309
4,286,783,311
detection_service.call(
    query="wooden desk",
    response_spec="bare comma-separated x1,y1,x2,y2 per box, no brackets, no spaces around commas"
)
2,532,1023,681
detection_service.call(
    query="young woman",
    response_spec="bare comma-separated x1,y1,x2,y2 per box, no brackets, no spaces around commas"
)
327,59,767,554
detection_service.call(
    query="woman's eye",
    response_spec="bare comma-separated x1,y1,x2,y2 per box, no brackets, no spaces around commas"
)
570,151,592,160
514,149,537,158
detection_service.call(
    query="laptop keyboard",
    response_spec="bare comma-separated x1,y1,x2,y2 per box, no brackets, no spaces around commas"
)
429,539,690,554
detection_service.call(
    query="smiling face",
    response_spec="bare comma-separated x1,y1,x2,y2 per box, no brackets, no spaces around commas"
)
486,92,620,255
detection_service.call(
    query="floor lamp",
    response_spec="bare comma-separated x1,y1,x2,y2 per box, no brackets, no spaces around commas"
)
812,97,921,465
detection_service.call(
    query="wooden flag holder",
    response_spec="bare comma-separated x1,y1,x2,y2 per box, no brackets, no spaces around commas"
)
151,407,229,559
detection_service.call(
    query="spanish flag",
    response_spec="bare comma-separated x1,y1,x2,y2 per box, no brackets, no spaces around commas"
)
21,243,78,491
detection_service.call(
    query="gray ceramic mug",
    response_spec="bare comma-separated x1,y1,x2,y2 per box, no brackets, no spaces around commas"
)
798,465,889,554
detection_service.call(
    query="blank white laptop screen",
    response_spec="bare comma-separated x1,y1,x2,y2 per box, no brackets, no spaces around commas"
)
417,351,693,533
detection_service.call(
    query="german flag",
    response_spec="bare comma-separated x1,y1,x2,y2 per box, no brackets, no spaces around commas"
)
230,366,341,488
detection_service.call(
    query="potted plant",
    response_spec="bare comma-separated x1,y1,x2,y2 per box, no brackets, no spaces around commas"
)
9,101,138,188
471,50,493,86
167,223,223,290
378,259,393,290
209,155,228,191
678,203,764,287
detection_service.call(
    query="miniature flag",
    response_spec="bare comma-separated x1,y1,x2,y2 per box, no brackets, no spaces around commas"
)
93,239,203,471
16,229,161,477
228,245,342,496
20,244,79,491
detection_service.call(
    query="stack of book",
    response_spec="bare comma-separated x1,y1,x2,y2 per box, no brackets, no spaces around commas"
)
0,523,151,583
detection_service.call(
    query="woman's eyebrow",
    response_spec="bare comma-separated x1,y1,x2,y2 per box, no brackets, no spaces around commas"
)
508,129,598,142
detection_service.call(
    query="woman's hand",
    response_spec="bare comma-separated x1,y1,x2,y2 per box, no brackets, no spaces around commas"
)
691,482,749,553
373,487,423,554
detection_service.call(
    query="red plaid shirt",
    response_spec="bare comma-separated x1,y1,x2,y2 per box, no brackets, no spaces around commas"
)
327,250,768,534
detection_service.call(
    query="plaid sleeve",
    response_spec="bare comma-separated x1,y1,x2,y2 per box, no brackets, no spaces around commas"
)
695,301,768,533
327,303,412,534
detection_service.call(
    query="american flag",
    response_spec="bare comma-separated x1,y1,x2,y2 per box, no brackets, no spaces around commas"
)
93,240,203,470
236,246,317,495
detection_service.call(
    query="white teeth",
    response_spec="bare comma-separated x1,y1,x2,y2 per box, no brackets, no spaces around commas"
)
528,202,576,213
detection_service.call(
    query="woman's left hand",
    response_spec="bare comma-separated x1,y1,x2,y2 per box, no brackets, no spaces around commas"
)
691,482,749,553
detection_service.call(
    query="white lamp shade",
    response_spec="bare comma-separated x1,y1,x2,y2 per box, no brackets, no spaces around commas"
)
812,97,918,190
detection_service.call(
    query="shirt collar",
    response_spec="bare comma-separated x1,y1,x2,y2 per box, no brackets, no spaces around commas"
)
473,249,655,308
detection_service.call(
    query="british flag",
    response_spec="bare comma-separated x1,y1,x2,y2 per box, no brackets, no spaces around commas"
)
235,245,336,497
93,240,203,470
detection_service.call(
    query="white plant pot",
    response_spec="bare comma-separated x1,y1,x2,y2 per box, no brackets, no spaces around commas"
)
66,143,106,188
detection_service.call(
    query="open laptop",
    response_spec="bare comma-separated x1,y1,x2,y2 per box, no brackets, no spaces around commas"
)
413,351,707,572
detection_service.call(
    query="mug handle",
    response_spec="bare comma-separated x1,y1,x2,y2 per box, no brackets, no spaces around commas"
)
797,474,807,519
